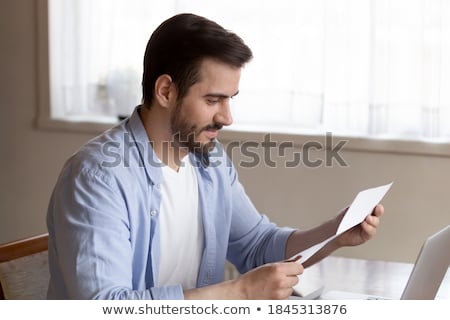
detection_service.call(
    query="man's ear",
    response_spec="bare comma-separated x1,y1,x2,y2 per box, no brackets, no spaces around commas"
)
154,74,176,108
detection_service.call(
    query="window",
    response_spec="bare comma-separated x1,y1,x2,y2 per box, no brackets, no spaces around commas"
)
42,0,450,143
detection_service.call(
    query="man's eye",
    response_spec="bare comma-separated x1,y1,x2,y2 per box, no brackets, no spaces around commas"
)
206,99,219,105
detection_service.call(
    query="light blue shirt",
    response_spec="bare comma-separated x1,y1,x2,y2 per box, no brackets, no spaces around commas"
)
46,106,294,299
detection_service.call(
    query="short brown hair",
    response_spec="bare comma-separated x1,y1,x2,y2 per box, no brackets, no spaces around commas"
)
142,13,253,106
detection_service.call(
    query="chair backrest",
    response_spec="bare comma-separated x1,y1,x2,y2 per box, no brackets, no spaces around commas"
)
0,233,49,299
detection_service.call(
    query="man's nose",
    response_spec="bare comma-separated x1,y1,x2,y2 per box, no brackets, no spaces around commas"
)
215,100,233,126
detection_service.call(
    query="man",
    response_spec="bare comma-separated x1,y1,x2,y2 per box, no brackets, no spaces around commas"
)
46,13,384,300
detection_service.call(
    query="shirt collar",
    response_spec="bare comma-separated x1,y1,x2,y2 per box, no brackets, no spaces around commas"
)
126,105,163,185
191,151,210,168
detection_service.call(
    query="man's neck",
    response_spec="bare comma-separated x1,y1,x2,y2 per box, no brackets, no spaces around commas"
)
139,105,188,171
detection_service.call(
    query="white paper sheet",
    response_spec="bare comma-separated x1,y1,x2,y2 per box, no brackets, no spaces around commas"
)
336,182,393,235
291,182,393,296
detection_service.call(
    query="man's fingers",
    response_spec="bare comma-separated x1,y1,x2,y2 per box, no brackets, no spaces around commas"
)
365,214,380,227
371,204,384,217
285,261,304,276
286,274,300,287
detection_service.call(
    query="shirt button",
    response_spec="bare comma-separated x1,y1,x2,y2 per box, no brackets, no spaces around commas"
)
150,209,158,216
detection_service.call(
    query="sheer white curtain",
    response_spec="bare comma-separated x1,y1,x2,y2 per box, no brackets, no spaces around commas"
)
49,0,450,141
49,0,174,120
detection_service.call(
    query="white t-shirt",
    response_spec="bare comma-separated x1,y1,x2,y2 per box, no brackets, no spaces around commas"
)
156,156,204,290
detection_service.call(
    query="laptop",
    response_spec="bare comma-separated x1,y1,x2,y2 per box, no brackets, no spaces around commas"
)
320,224,450,300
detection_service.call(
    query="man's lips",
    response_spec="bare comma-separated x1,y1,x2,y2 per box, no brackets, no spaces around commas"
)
202,124,222,140
204,128,219,140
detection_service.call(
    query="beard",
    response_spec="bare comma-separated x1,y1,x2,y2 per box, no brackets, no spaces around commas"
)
170,100,221,155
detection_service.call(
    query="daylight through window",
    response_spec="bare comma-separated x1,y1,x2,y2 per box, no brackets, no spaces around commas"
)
48,0,450,142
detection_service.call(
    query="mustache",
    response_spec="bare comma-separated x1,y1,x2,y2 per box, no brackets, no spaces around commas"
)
203,124,223,131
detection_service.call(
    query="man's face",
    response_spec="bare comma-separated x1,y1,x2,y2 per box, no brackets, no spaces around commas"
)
170,58,241,154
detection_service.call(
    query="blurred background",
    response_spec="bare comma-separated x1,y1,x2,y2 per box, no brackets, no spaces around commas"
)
1,0,449,263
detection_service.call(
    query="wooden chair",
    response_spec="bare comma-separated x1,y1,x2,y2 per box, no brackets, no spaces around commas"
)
0,233,49,299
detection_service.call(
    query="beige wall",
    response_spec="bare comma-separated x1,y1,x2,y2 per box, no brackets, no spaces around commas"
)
221,137,450,263
1,0,449,264
0,0,94,243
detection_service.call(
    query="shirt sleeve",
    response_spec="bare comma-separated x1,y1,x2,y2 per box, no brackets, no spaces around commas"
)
225,156,296,274
48,166,184,300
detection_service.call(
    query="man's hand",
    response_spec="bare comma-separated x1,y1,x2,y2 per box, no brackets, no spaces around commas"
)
184,258,303,300
336,204,384,247
233,259,304,299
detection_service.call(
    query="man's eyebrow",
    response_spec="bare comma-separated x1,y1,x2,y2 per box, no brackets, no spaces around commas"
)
203,90,240,99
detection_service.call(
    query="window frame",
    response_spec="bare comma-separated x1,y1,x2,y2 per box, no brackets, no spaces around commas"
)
35,0,450,158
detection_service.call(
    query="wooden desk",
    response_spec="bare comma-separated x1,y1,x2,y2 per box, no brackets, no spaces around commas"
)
296,256,450,300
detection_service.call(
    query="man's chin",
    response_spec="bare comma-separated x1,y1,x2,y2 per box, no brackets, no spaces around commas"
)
189,140,216,155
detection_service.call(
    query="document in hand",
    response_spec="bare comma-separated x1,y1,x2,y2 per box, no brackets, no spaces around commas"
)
291,182,393,296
